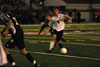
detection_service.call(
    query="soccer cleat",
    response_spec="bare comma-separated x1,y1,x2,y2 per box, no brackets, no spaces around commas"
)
61,38,66,42
12,65,17,67
46,50,52,53
34,63,40,67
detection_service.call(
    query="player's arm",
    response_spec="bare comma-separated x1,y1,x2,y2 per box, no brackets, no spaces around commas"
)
41,22,45,25
64,14,71,19
46,26,51,33
4,19,12,37
44,19,53,36
44,26,51,36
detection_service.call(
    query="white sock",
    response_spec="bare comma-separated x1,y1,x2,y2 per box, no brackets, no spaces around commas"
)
49,41,55,50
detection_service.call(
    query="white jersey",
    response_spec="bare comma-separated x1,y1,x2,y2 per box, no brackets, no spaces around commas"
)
49,13,65,31
0,39,7,66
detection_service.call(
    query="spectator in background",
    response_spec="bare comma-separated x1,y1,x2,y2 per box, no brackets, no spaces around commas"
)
96,10,100,23
77,11,81,23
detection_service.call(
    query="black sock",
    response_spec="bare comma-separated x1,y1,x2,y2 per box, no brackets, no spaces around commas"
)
59,43,63,48
7,54,15,63
25,53,36,64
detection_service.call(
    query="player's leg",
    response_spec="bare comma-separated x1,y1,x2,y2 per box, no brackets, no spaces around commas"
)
56,31,63,49
47,33,56,53
58,41,63,48
61,37,66,42
37,25,46,36
5,39,17,67
15,29,40,67
16,36,40,67
5,48,17,67
49,27,53,36
60,30,66,42
20,48,40,67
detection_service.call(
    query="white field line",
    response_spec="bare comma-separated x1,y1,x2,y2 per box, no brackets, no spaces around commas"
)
64,35,100,38
70,43,100,47
25,39,100,46
25,39,100,47
10,50,100,61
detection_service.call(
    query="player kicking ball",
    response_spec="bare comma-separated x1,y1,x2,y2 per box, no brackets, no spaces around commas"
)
44,8,71,53
0,5,40,67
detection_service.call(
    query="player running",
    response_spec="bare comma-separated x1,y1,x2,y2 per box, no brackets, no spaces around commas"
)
0,5,40,67
37,14,53,36
44,8,71,53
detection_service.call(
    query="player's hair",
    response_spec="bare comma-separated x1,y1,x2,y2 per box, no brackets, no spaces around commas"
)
53,7,60,11
47,13,52,17
1,5,10,13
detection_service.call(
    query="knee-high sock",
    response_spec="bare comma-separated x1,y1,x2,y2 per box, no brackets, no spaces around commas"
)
7,54,16,66
25,53,37,64
49,41,55,50
7,54,15,63
58,43,63,48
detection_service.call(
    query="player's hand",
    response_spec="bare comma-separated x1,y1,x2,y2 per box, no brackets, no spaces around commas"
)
41,22,44,25
5,31,8,37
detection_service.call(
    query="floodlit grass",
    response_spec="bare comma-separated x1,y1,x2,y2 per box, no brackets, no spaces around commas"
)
0,23,100,31
0,23,100,67
1,33,100,67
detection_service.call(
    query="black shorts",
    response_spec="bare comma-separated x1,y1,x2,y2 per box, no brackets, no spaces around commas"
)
53,29,63,42
5,27,25,50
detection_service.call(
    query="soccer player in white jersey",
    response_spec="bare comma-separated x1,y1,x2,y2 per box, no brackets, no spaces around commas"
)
0,33,7,67
45,8,71,53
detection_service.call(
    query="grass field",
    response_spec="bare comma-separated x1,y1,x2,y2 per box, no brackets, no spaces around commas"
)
0,23,100,67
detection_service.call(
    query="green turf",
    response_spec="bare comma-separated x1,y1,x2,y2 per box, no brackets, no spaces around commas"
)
0,23,100,67
0,23,100,31
1,33,100,67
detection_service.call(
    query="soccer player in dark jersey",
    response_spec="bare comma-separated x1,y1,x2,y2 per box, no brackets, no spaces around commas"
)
0,5,40,67
37,14,53,36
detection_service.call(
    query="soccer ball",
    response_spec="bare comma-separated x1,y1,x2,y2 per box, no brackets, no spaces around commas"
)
60,48,67,54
